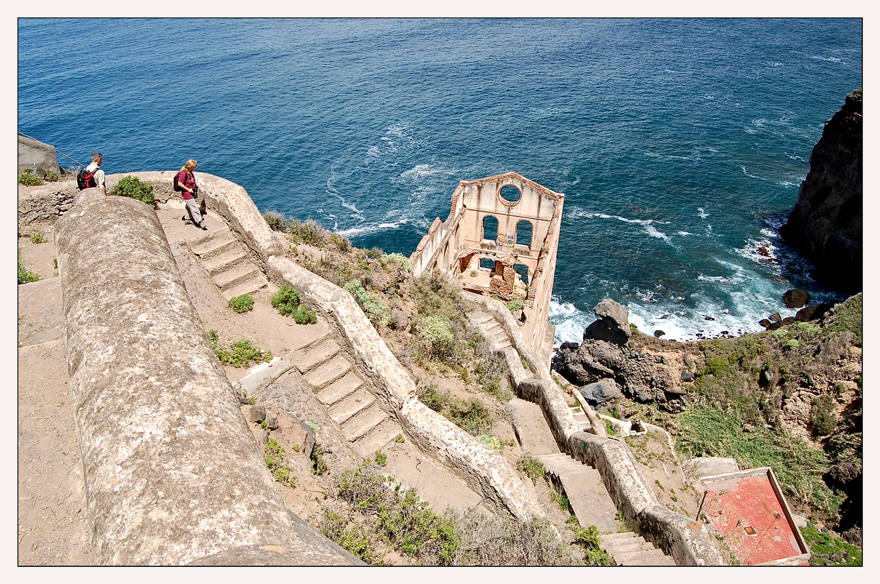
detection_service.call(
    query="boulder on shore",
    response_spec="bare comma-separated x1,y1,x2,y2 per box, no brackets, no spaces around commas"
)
583,298,631,345
783,288,811,309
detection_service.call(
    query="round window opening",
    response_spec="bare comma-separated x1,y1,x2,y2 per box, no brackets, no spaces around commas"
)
499,184,522,204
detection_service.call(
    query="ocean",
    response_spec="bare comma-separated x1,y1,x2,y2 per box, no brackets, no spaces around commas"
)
18,18,862,343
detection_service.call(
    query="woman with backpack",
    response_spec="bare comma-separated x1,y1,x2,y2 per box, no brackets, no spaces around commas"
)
177,159,207,230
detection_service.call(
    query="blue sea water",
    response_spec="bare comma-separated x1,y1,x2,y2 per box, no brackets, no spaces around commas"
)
18,18,862,342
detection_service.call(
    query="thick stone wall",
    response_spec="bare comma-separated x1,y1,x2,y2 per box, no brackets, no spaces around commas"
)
55,190,360,566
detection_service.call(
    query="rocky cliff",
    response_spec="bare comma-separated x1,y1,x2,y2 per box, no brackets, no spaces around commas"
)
781,89,862,293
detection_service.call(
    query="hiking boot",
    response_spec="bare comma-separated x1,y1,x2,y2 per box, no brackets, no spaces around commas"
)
199,222,208,231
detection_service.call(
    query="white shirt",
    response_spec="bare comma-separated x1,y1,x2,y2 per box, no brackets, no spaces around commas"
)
86,162,105,188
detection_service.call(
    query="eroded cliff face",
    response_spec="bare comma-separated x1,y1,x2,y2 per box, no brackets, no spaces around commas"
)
781,89,862,293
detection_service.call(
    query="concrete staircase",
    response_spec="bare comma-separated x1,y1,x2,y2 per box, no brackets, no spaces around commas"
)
599,532,677,566
468,310,514,352
538,453,620,533
189,227,269,301
290,328,400,458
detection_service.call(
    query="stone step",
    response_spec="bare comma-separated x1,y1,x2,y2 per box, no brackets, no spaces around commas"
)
220,279,268,302
304,354,352,390
600,533,676,566
213,262,262,292
294,337,340,374
340,404,387,442
352,417,401,458
200,245,250,276
600,532,641,544
190,232,237,259
612,547,675,566
328,387,376,425
602,537,656,555
315,371,364,407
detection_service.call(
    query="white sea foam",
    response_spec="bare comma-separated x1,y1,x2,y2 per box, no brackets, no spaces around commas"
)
697,207,709,219
337,219,412,238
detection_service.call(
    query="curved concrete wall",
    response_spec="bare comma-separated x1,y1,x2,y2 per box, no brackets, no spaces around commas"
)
56,191,360,565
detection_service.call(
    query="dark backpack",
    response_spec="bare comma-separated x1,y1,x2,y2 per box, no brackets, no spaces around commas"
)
173,171,183,192
77,166,97,190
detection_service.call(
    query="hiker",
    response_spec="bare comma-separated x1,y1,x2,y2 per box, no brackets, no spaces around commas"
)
78,152,106,194
177,159,207,230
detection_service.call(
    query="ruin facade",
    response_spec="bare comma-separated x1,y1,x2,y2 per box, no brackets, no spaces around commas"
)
410,172,564,362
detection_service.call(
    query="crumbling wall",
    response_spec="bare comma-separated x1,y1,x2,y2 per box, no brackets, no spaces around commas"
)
55,190,360,566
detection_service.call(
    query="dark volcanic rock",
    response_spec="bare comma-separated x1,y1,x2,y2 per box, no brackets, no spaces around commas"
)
796,302,834,323
552,338,684,411
783,288,811,309
583,298,631,345
781,90,862,293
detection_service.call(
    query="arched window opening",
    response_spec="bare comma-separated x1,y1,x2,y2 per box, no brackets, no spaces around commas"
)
482,215,499,241
516,220,533,248
480,258,496,270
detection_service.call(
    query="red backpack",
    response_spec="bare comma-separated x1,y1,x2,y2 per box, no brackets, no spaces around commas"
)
77,166,97,190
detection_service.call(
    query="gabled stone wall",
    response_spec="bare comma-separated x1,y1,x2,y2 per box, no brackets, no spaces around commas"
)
410,172,564,362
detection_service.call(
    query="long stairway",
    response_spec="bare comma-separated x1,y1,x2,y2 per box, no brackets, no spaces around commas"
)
290,329,400,458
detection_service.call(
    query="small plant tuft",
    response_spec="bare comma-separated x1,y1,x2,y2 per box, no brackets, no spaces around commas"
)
271,285,317,324
228,293,254,313
30,232,48,244
517,455,546,485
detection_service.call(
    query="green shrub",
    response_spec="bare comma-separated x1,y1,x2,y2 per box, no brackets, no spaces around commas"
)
18,168,43,186
329,232,351,252
375,450,387,466
263,210,287,232
228,293,254,313
444,396,495,436
271,285,317,324
287,218,327,246
677,405,840,522
321,511,383,565
572,526,614,566
417,382,449,412
785,339,801,351
44,170,59,182
30,232,48,244
110,176,156,208
382,252,413,272
17,253,40,284
517,455,546,485
506,299,524,312
415,314,455,359
344,279,391,326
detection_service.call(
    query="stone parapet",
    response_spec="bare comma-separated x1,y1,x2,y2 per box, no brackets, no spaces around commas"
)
56,193,360,566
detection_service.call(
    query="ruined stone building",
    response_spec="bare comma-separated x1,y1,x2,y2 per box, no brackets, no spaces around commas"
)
410,172,564,361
